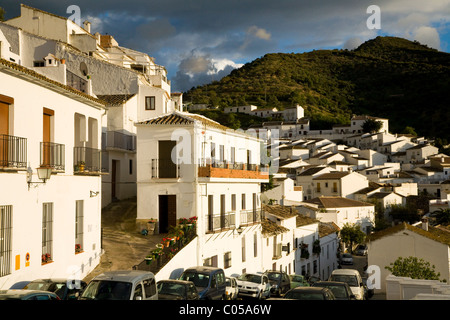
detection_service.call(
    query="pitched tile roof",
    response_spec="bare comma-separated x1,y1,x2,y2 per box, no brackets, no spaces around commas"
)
319,222,340,237
96,94,136,105
263,205,298,219
313,172,350,180
303,196,374,208
367,222,450,246
261,218,290,236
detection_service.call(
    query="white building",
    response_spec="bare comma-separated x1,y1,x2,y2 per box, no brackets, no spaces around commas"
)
0,57,106,289
1,4,181,207
135,111,269,275
298,196,375,233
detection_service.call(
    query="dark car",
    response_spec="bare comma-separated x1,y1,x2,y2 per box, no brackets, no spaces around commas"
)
157,280,199,300
0,290,60,300
179,266,226,300
312,281,356,300
283,286,335,300
265,271,291,296
23,278,87,300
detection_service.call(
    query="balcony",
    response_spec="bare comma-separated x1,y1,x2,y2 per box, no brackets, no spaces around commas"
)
0,134,27,170
66,70,88,93
240,209,262,226
198,162,269,180
40,142,65,172
103,131,136,152
151,159,180,179
73,147,104,174
206,212,236,233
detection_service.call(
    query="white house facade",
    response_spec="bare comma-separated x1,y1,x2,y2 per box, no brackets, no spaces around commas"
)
0,58,105,289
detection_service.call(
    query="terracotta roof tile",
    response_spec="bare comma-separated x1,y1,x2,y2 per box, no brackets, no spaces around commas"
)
261,218,290,236
303,196,374,208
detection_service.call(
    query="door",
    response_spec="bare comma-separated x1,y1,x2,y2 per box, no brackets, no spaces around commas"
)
158,140,177,178
158,195,176,233
0,102,9,166
42,108,53,166
111,160,119,200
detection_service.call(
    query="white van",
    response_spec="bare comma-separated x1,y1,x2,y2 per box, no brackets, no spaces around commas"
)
329,269,365,300
79,270,157,300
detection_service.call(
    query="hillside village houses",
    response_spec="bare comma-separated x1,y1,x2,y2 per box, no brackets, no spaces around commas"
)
1,4,449,298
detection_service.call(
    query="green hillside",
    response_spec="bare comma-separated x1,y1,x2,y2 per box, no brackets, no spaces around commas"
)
184,36,450,142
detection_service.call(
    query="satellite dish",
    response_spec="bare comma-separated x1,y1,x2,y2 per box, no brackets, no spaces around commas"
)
80,62,88,76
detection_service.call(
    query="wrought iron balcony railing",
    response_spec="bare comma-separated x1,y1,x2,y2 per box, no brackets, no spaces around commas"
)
151,159,180,179
40,142,65,171
206,212,236,233
0,134,27,169
73,146,103,174
103,131,136,152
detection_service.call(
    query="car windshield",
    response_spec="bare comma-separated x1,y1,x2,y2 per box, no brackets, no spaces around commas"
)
179,272,210,288
24,281,66,298
267,273,281,281
315,284,347,299
330,275,358,287
79,280,132,300
157,282,186,298
290,275,304,282
284,291,325,300
238,274,261,284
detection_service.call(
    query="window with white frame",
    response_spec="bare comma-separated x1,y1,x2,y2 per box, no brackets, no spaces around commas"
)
42,203,53,264
75,200,84,253
0,205,12,277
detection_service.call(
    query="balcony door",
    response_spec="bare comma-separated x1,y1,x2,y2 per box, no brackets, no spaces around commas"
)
42,108,53,166
158,140,177,178
0,102,8,166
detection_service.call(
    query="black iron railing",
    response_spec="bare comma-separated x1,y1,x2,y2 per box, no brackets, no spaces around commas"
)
240,209,262,225
40,142,65,171
151,159,180,178
104,131,136,151
73,146,103,173
0,134,27,169
66,70,87,93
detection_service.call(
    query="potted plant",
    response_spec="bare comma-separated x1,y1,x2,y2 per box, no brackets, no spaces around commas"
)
312,240,321,255
78,161,85,172
75,244,82,253
300,242,310,259
42,253,52,264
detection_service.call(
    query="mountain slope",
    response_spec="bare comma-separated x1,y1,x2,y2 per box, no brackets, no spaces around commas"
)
184,36,450,141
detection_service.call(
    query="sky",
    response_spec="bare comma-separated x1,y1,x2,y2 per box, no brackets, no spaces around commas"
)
2,0,450,92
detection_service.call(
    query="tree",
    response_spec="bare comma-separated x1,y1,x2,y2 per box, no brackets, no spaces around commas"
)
388,204,420,224
0,7,5,21
385,256,441,281
430,208,450,226
362,119,383,134
339,223,366,253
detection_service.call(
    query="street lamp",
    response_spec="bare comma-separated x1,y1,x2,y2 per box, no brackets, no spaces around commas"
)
27,166,52,189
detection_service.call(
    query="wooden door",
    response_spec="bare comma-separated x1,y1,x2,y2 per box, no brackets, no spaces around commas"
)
42,108,53,166
158,140,177,178
0,102,9,166
158,195,176,233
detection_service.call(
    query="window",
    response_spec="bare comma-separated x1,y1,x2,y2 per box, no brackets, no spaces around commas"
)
333,182,338,193
224,252,232,269
143,278,156,297
42,203,53,264
231,194,236,211
145,96,155,110
75,200,84,254
133,283,144,300
241,194,246,210
129,159,133,175
0,205,12,277
253,233,258,257
316,183,321,192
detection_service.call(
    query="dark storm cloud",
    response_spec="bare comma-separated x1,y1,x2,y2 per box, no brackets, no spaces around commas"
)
2,0,449,92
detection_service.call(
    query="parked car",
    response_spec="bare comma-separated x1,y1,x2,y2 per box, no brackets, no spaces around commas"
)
306,275,321,285
282,286,335,300
312,281,356,300
23,278,87,300
156,280,199,300
236,273,271,299
79,270,157,300
225,276,239,300
289,274,309,288
355,244,368,256
265,270,291,296
8,281,31,289
179,266,226,300
0,289,60,300
329,269,365,300
362,277,374,299
340,253,354,265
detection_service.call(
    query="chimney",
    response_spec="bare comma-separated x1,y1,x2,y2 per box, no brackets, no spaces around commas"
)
83,21,91,33
421,218,428,231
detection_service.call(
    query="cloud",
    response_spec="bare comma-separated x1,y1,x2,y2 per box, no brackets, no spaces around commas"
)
343,37,364,50
247,26,271,40
413,26,441,49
